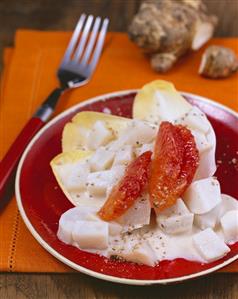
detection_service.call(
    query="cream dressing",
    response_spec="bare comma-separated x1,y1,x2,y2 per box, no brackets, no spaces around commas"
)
54,106,237,266
58,191,238,266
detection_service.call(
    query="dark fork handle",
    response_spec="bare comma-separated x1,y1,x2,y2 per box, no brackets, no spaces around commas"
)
0,88,64,209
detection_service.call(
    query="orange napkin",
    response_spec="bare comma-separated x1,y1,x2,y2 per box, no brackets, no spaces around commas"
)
0,30,237,273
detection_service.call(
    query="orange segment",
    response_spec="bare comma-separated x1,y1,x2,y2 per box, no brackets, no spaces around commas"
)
149,122,199,213
98,151,152,221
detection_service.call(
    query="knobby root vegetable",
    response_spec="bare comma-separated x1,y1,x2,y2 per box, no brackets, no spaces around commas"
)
128,0,217,72
199,46,238,79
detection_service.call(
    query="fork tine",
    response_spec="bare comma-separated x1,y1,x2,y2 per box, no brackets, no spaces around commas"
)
89,18,109,72
80,17,101,66
61,14,86,64
73,15,94,62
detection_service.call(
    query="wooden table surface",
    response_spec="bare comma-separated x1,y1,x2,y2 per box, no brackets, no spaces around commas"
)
0,0,238,298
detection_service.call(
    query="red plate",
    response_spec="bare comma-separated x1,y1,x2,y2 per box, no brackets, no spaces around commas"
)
15,90,238,285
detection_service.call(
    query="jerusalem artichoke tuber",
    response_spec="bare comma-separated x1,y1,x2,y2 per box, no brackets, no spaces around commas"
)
128,0,217,72
199,46,238,79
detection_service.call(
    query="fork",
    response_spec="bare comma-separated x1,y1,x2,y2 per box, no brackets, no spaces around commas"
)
0,14,109,208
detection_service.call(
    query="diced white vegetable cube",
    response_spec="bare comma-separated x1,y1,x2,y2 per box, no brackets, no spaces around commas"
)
193,228,230,262
87,178,108,197
57,161,89,192
221,210,238,244
117,194,151,231
193,124,216,180
136,143,154,157
220,194,238,216
87,121,113,150
89,147,115,171
57,206,98,244
110,236,157,266
157,214,194,234
113,145,133,166
194,204,221,229
87,166,125,197
191,130,211,153
158,198,189,216
194,148,217,181
148,229,204,262
156,198,193,234
102,166,125,182
105,166,126,198
124,242,157,266
130,120,156,144
179,107,210,134
58,220,74,244
70,192,106,209
117,120,156,147
72,220,108,249
194,192,236,229
106,139,126,152
63,163,89,192
85,213,100,221
183,177,221,214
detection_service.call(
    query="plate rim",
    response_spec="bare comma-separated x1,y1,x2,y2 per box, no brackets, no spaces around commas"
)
15,89,238,285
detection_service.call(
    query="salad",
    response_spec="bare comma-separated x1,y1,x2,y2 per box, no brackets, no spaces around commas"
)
50,80,238,266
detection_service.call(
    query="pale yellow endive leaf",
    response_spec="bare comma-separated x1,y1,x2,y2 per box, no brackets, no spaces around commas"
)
50,150,92,206
62,111,130,152
133,80,192,125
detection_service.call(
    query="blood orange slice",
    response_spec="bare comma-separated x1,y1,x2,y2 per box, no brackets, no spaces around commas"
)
149,121,199,213
98,151,152,221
